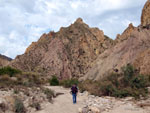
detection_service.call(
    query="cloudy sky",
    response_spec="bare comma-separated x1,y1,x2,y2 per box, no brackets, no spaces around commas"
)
0,0,147,58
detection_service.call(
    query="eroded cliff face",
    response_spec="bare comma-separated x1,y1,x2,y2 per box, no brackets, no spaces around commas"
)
10,18,113,79
0,54,12,67
83,28,150,80
141,0,150,27
82,1,150,80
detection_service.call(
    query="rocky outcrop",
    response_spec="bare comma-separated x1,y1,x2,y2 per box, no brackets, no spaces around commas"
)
83,27,150,80
10,18,113,79
82,1,150,80
0,54,12,67
133,49,150,75
115,23,135,43
141,0,150,27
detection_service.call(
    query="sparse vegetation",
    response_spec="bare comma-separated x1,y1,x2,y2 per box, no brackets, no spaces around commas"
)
23,72,43,86
0,70,44,88
30,102,41,111
49,75,59,86
14,89,19,94
60,79,79,88
0,66,21,77
0,74,16,87
79,64,150,99
14,98,26,113
43,88,55,102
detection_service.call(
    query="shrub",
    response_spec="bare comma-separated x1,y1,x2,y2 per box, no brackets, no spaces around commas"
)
60,79,79,88
99,81,116,96
80,64,150,99
0,74,10,81
78,80,100,95
49,76,59,86
0,74,15,87
122,64,135,83
14,98,26,113
100,64,150,98
22,72,43,87
0,66,21,77
131,75,147,89
43,88,54,102
30,102,41,111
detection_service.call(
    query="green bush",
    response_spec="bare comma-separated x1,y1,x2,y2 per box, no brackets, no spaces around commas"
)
100,81,116,96
131,75,147,89
121,64,135,86
49,76,59,86
60,79,79,88
0,66,21,77
102,64,150,98
14,98,26,113
80,64,150,99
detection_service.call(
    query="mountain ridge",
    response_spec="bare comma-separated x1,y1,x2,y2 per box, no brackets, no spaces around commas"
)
10,18,114,79
9,1,150,81
0,54,12,67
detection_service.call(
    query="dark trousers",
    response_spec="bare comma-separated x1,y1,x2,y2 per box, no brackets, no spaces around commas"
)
72,93,77,104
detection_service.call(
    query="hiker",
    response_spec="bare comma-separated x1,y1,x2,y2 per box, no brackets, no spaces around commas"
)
71,84,78,104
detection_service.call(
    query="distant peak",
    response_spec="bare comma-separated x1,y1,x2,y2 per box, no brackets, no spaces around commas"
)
128,23,134,28
75,18,83,24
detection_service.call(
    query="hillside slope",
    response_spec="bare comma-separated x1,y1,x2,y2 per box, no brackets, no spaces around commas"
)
10,18,114,79
83,0,150,80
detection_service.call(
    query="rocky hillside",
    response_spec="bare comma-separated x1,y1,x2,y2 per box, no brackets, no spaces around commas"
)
83,0,150,80
0,54,12,67
10,18,114,79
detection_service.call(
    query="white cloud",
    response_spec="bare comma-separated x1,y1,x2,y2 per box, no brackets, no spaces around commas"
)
0,0,147,58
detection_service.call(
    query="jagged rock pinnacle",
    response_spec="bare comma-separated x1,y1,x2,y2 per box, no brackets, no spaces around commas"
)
75,18,83,24
141,0,150,26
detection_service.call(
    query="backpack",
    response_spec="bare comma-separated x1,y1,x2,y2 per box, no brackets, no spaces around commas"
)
71,86,78,94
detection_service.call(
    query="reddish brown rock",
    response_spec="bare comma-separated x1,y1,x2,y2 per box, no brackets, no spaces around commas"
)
133,49,150,75
141,0,150,27
83,27,150,80
10,18,113,79
115,23,135,43
83,1,150,80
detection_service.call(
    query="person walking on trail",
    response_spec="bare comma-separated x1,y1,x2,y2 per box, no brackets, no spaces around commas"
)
71,84,78,104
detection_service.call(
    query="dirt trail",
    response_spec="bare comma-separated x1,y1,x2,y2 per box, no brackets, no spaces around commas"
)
34,86,85,113
32,86,150,113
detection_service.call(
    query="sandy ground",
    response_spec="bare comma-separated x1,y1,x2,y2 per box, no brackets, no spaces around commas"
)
34,86,85,113
32,86,150,113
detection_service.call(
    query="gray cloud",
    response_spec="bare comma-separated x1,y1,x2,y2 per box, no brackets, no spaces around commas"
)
0,0,147,58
